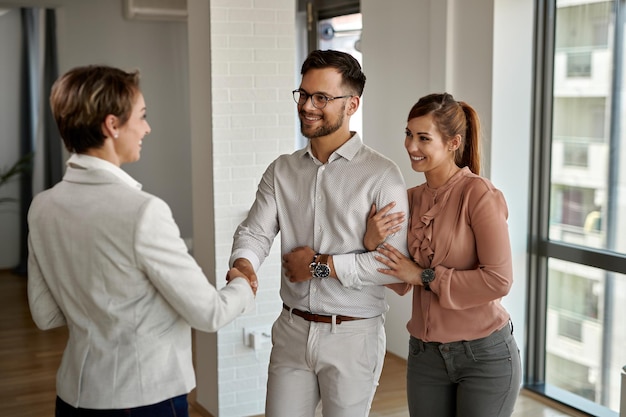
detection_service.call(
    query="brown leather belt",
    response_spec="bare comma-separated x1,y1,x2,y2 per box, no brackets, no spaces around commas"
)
283,303,365,324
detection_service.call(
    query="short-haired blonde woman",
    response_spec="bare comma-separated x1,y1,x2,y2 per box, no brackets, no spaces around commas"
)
28,65,256,417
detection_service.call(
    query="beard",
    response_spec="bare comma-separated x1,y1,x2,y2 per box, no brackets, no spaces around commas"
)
299,103,345,139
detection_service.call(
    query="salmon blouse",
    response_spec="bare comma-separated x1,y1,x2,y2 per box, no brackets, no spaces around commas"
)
400,167,513,343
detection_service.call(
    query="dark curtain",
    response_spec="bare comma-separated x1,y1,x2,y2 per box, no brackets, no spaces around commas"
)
15,8,37,277
14,8,62,276
43,9,62,190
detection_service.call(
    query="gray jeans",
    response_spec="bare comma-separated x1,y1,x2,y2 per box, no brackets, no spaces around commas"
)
407,322,522,417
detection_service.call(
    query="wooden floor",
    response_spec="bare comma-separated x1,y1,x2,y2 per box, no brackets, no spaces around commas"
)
1,269,586,417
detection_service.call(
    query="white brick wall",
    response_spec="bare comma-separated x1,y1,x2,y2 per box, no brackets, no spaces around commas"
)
210,0,296,415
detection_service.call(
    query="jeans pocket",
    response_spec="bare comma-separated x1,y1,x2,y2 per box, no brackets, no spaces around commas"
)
408,336,425,358
470,338,514,362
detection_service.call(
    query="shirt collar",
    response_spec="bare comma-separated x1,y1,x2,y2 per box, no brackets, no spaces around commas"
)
305,132,362,162
67,153,143,190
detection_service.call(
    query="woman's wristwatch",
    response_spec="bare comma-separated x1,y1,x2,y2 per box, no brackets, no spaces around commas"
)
421,268,435,291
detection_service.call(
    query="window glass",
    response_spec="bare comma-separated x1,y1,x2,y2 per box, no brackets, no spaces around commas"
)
545,259,626,412
550,1,623,254
542,1,626,414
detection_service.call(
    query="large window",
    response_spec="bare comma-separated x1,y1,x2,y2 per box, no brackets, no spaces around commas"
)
530,1,626,415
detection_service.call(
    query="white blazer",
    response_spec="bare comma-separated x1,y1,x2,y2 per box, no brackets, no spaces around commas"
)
27,154,254,409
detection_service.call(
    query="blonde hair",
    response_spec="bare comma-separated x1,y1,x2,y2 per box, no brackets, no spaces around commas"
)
50,65,140,153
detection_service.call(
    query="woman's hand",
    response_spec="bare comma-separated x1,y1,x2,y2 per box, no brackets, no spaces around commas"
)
375,243,422,285
363,202,405,251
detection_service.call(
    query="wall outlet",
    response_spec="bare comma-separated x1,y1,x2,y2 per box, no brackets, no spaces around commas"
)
243,326,272,350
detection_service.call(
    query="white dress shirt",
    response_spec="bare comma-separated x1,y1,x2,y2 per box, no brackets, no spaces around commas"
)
230,133,409,318
28,154,254,409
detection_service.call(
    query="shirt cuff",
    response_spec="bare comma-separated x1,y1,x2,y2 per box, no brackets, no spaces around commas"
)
332,253,363,289
229,249,261,271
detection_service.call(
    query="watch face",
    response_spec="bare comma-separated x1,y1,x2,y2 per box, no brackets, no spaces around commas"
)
421,268,435,283
314,263,330,278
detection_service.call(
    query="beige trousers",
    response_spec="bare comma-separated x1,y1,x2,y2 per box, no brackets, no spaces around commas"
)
265,308,386,417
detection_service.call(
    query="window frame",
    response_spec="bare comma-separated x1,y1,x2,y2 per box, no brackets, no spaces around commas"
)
528,1,626,415
296,0,360,52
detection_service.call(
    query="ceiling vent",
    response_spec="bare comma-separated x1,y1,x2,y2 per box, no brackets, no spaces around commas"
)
123,0,187,21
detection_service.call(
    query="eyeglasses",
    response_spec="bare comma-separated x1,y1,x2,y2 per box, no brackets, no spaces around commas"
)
292,89,353,109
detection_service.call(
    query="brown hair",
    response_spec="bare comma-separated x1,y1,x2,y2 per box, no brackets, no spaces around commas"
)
300,49,366,97
49,65,140,153
408,93,481,175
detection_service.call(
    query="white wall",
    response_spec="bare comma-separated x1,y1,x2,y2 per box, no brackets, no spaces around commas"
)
491,0,534,375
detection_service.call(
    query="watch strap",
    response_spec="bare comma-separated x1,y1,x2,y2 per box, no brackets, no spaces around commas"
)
309,253,320,276
310,253,330,278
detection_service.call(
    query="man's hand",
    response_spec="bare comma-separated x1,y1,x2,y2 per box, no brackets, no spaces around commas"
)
227,258,258,295
282,246,316,282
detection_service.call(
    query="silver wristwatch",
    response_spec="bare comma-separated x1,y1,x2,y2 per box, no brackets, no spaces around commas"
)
310,253,330,278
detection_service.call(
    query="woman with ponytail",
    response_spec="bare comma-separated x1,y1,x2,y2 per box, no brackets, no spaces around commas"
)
364,93,521,416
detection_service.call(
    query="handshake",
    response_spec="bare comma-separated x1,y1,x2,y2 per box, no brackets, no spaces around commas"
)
226,258,258,296
226,246,334,295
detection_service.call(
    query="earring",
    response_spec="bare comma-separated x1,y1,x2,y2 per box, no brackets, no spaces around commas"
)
114,133,119,139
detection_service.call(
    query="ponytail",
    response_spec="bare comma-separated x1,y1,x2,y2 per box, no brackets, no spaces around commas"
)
457,101,481,175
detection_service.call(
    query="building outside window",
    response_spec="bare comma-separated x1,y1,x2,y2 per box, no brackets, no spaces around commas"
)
531,0,626,415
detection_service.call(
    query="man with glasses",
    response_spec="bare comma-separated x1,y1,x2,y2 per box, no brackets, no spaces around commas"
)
228,49,409,417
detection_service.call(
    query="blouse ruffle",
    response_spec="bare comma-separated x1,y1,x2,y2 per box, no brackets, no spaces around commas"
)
409,167,471,268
